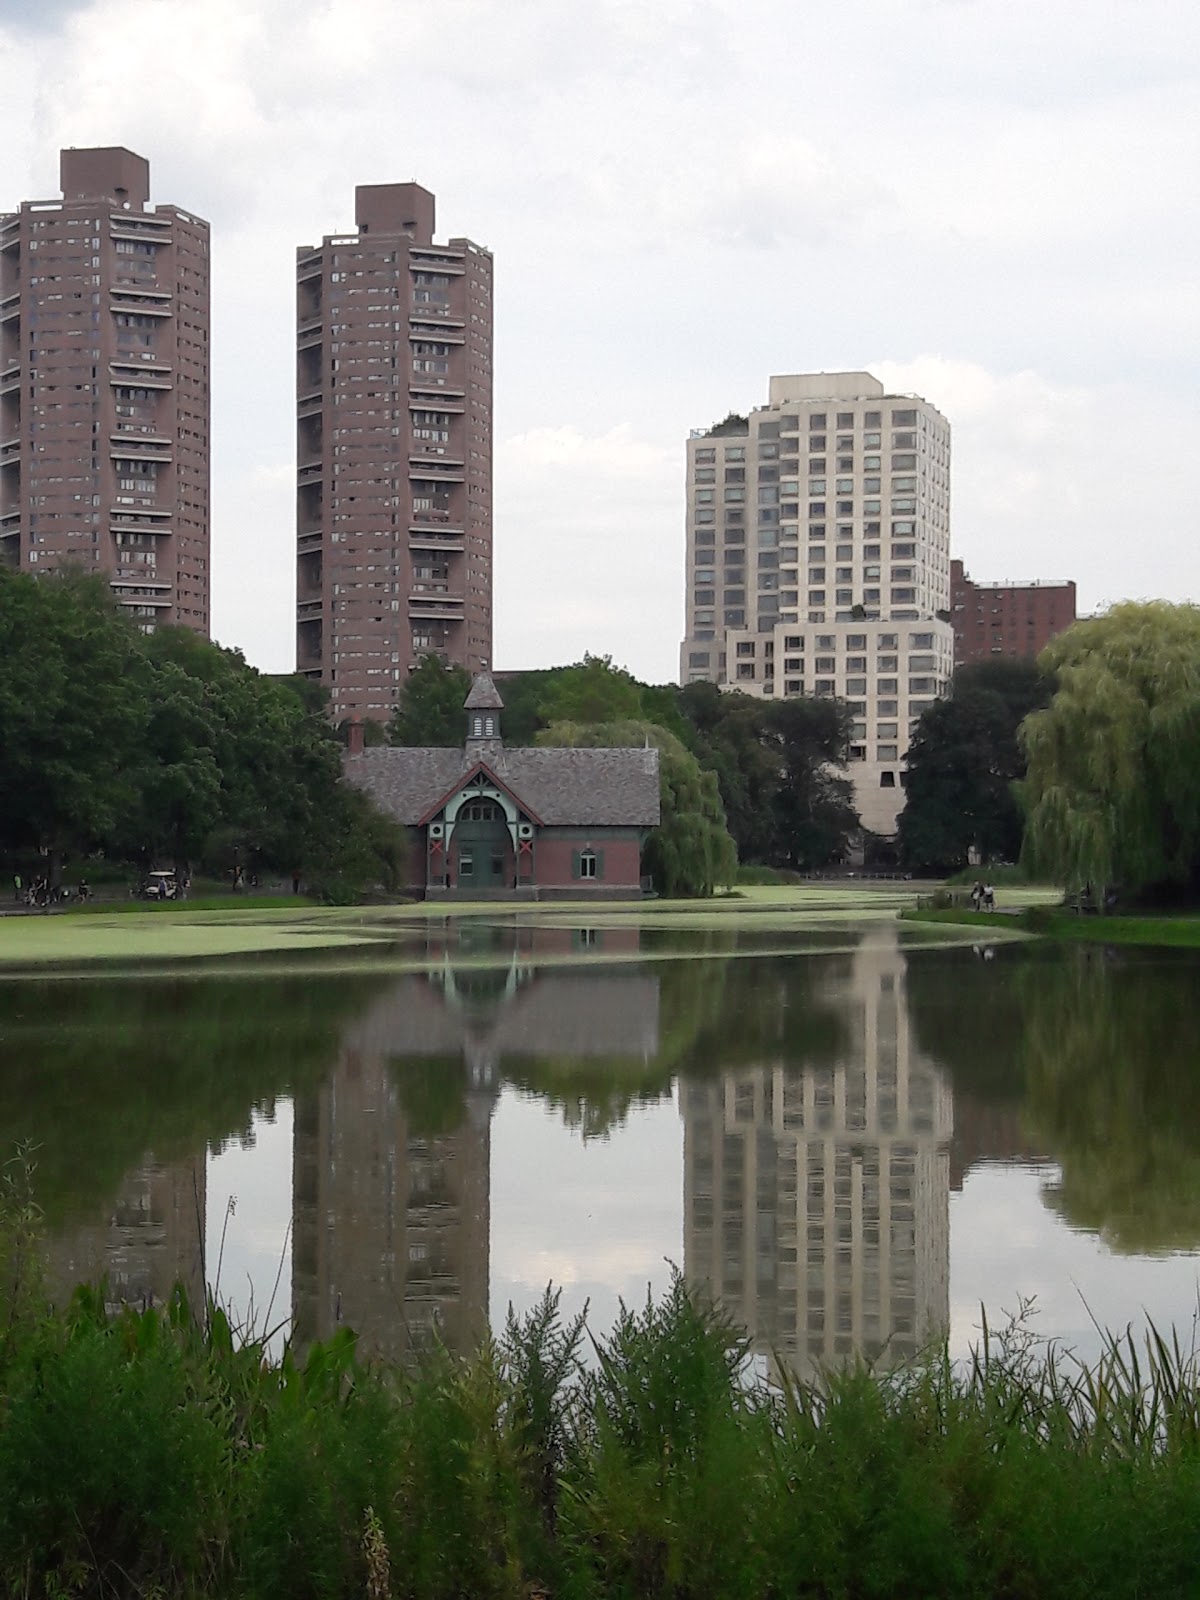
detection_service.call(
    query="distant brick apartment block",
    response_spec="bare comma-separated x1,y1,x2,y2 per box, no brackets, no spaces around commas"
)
950,559,1076,666
0,147,210,632
295,181,493,724
679,373,954,835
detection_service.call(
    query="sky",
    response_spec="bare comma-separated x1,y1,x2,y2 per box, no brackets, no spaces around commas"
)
3,0,1198,683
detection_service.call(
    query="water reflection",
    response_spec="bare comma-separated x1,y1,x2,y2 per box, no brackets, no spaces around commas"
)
10,919,1200,1371
44,1155,206,1316
684,931,952,1378
292,920,663,1361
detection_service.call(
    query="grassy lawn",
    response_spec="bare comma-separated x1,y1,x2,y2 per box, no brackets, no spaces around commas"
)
903,901,1200,949
0,883,1008,973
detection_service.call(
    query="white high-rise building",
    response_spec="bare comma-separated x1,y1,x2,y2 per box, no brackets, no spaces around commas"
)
679,372,954,834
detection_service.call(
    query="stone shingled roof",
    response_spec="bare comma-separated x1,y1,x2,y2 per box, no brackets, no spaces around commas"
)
346,744,660,828
463,672,505,710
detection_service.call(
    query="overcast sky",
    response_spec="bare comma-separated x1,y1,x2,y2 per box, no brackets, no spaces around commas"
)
3,0,1197,682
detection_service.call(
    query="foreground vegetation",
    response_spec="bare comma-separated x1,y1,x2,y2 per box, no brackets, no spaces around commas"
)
4,1252,1200,1598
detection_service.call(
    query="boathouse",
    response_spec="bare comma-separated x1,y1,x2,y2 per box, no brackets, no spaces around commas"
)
344,674,660,899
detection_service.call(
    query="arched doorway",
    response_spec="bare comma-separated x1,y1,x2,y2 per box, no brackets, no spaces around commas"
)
453,799,510,889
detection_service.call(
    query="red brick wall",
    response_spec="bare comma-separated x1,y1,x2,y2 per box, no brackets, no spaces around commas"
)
533,833,643,891
951,559,1076,666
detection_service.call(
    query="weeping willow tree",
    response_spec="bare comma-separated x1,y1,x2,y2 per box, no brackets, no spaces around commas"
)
536,720,738,896
1019,603,1200,898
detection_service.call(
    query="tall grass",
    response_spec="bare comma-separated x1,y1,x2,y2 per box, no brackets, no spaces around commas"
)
2,1268,1200,1595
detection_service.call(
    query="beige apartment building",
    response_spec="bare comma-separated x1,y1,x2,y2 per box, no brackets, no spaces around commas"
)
0,147,210,632
679,373,954,834
683,928,952,1382
295,182,493,723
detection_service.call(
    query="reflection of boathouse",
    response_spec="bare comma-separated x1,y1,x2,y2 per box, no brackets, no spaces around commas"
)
43,1155,206,1316
293,924,660,1362
683,930,951,1379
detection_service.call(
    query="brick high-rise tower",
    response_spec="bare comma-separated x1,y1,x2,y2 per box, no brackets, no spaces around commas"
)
295,182,493,723
0,147,210,632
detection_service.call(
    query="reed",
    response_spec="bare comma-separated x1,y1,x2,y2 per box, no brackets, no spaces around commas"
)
2,1270,1200,1597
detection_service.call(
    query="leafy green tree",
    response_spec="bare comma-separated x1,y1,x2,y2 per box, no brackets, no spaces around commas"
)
768,697,858,869
900,660,1052,872
0,567,146,869
676,684,858,869
1020,603,1200,897
387,655,471,747
536,720,737,896
535,654,646,727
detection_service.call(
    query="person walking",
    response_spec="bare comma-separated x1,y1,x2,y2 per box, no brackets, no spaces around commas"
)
983,882,995,911
12,873,21,902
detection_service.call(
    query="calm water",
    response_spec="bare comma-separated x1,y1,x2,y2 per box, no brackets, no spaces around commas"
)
5,918,1200,1375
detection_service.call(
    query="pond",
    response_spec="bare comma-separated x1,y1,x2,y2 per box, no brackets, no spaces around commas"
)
4,906,1200,1377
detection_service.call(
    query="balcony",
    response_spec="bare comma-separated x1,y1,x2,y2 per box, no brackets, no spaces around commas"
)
409,592,466,620
297,461,323,485
110,443,173,461
0,365,19,394
297,322,322,350
297,527,323,548
297,596,323,615
297,392,322,418
107,369,173,391
0,438,19,460
409,527,465,551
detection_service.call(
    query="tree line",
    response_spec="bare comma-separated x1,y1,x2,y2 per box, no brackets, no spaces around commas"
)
0,567,402,896
7,564,1189,902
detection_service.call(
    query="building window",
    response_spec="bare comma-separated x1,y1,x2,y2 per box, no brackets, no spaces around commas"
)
576,849,601,880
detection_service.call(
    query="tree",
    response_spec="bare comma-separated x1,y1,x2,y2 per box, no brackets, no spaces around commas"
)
387,656,470,747
899,660,1052,872
0,567,147,872
1020,603,1200,898
768,697,859,869
676,684,859,870
536,720,737,897
535,654,646,727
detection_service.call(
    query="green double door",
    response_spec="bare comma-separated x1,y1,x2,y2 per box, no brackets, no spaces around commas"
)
455,812,510,889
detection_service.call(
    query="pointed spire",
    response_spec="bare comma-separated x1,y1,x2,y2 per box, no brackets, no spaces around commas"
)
464,672,504,711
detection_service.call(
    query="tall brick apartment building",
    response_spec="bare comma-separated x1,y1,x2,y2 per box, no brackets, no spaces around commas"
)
0,147,210,632
950,559,1076,666
295,182,493,724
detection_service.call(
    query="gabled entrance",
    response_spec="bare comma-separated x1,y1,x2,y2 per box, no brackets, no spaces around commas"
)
453,798,510,890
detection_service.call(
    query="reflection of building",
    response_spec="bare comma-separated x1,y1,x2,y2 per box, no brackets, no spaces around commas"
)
293,935,660,1362
949,1098,1049,1191
293,1052,492,1365
683,930,951,1379
44,1155,206,1314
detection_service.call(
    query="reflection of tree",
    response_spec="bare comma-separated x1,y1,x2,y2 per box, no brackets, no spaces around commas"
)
908,941,1200,1254
0,973,385,1225
905,943,1031,1109
1018,951,1200,1253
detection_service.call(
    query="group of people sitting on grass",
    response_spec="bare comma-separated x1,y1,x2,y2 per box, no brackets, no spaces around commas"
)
970,881,996,912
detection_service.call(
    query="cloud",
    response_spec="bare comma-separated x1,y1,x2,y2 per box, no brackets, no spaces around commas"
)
0,0,94,34
4,0,1198,679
